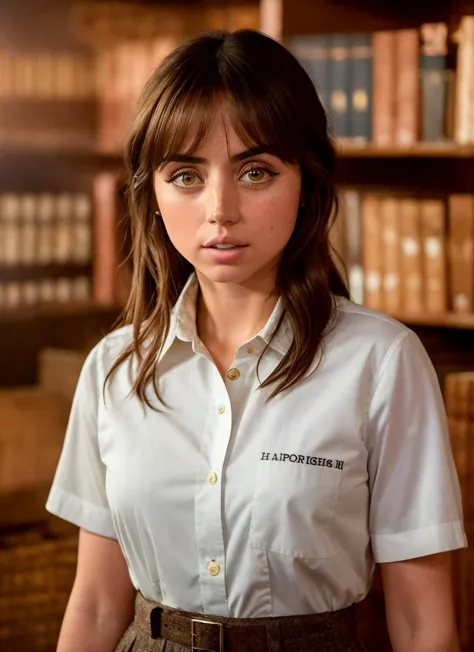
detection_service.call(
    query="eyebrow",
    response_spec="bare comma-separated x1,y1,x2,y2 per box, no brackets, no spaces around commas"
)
162,146,273,166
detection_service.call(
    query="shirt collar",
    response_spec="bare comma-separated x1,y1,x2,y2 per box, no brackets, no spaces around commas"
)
159,272,293,359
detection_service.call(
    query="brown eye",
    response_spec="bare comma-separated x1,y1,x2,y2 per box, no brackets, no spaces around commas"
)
241,166,277,185
180,172,197,186
247,169,265,182
169,169,202,188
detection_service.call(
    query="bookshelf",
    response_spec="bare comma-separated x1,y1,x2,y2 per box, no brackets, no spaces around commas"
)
260,0,474,354
337,142,474,157
259,2,474,650
0,3,472,652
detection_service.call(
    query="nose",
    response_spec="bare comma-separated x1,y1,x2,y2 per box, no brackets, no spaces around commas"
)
205,177,240,226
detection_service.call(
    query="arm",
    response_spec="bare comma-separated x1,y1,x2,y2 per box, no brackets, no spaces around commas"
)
56,528,136,652
380,551,460,652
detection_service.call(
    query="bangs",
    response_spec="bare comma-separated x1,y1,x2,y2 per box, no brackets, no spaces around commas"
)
147,55,302,168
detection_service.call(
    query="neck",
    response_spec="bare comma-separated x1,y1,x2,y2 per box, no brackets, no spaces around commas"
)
196,273,279,352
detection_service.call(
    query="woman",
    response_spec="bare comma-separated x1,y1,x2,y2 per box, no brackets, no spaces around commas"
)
46,29,466,652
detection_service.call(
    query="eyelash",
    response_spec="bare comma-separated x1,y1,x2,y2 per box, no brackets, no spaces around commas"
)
164,164,279,190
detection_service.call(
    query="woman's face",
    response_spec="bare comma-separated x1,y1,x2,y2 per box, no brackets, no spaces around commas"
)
154,112,302,289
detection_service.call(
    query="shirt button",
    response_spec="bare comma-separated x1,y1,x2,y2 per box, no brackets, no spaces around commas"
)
208,560,220,576
207,472,218,485
218,404,226,414
247,346,256,355
227,368,240,381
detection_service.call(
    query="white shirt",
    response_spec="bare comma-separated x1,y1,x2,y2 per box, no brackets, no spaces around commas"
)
46,273,467,617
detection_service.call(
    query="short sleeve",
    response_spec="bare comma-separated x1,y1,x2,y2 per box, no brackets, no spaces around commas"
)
45,341,117,539
367,330,467,563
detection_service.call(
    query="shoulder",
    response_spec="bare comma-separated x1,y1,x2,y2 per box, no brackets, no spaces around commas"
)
334,296,411,343
330,296,424,379
82,324,135,380
333,296,413,350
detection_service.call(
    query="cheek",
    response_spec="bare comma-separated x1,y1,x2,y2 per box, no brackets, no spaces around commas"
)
251,196,299,243
161,213,195,253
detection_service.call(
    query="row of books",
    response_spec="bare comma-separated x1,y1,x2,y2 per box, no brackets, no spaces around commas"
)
444,370,474,647
287,16,474,145
0,50,96,101
0,277,91,310
332,190,474,315
96,36,179,151
0,175,127,311
0,3,260,151
4,180,474,321
0,193,92,266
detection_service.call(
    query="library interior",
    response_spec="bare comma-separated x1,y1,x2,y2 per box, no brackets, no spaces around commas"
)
0,0,473,650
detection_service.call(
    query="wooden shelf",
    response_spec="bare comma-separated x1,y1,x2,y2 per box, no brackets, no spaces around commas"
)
390,311,474,330
0,140,123,161
3,140,473,163
276,0,471,38
0,299,121,322
0,263,92,283
336,142,474,159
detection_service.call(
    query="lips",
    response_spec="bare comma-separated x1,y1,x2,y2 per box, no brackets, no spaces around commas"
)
203,236,248,248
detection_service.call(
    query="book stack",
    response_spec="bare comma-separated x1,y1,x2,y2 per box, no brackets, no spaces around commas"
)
0,192,92,309
287,16,474,146
0,49,97,149
444,371,474,648
331,190,474,317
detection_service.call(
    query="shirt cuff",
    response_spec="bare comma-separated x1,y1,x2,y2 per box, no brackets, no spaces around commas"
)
371,521,468,563
46,485,117,540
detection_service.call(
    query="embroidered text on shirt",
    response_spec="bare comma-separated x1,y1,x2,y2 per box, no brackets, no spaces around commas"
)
260,452,344,470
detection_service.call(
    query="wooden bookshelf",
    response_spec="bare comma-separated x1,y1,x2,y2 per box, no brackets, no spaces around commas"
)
391,311,474,329
262,0,474,39
0,263,92,284
0,298,121,322
263,3,474,650
337,142,474,158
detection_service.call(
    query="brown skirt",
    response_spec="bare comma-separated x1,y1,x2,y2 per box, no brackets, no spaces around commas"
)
114,591,367,652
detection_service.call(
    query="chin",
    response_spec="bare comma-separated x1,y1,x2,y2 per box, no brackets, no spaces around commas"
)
195,264,259,286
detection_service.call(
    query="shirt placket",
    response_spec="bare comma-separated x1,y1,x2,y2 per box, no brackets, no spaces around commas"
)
194,362,233,616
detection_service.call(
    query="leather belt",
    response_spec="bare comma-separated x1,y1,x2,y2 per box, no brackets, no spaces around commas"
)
145,596,360,652
151,607,269,651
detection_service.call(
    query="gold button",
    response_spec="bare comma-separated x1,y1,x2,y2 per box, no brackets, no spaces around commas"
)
207,472,218,485
208,560,220,576
247,346,255,355
227,368,240,381
218,404,226,414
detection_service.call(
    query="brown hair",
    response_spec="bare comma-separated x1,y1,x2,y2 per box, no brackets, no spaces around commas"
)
106,28,349,407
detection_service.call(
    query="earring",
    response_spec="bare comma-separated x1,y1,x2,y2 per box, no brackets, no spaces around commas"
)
155,210,161,218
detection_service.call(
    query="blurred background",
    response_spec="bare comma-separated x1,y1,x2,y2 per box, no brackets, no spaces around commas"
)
0,0,473,650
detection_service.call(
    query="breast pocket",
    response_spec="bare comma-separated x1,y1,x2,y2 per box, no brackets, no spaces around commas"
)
248,461,341,559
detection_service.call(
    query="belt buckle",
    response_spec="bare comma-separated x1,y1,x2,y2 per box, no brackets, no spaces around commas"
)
191,617,224,652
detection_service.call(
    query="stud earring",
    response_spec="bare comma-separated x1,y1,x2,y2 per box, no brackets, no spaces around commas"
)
155,210,161,218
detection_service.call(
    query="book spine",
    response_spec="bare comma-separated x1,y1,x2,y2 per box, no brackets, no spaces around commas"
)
372,31,396,146
420,198,447,313
380,196,401,313
349,34,373,142
454,16,474,145
329,34,351,139
341,189,363,304
286,35,330,113
420,23,448,141
399,198,423,313
395,29,420,146
361,193,382,309
92,172,118,305
447,194,474,313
